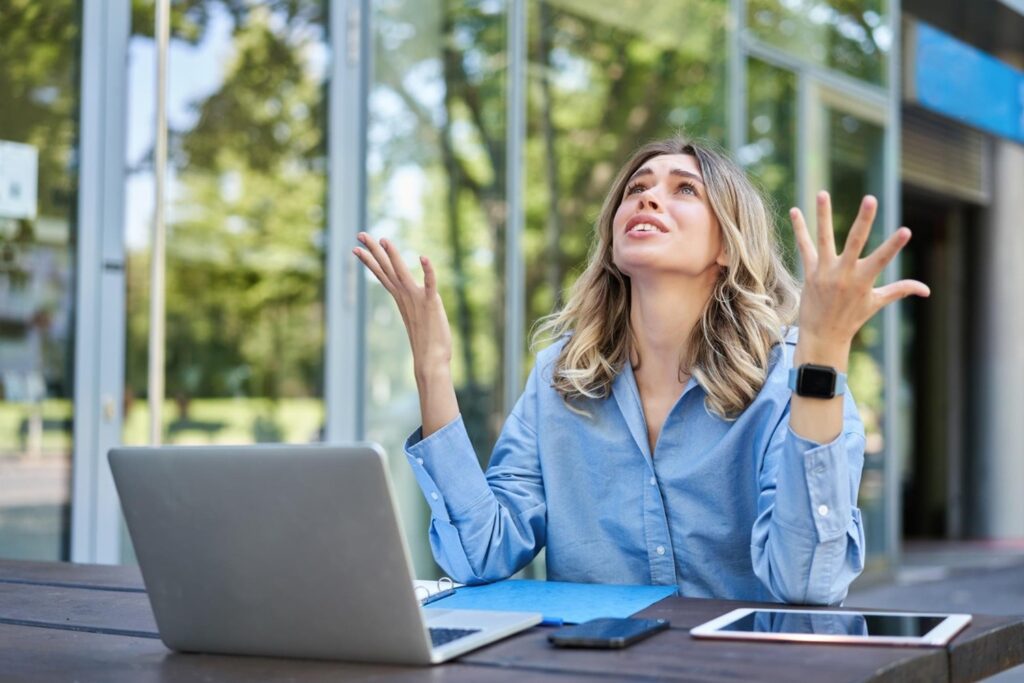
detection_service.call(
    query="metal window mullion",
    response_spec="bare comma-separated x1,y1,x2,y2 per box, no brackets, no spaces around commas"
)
882,0,903,570
728,0,747,155
325,0,369,443
741,36,889,112
503,0,527,412
147,0,169,447
71,0,130,564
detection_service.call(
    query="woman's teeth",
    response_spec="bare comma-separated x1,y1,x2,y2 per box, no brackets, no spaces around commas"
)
631,224,661,233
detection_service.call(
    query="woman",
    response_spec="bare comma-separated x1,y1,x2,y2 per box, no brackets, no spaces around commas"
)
353,137,929,605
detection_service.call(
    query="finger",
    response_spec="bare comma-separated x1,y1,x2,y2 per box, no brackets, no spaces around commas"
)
841,195,877,266
353,247,397,292
862,227,912,275
816,191,837,261
357,232,400,285
874,279,931,308
382,238,419,289
788,207,818,273
421,256,437,296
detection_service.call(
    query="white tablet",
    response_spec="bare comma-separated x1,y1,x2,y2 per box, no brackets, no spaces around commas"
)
690,608,972,647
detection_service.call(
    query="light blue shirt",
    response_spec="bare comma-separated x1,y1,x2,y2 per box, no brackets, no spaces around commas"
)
405,329,866,605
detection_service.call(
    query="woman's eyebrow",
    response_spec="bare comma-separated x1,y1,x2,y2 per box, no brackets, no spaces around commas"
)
669,168,705,184
627,166,705,184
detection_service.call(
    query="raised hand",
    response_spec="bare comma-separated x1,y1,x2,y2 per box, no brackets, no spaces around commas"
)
786,192,929,444
353,233,458,435
789,191,930,350
353,232,452,372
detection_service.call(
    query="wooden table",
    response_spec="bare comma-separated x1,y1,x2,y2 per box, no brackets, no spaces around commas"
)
0,559,1021,682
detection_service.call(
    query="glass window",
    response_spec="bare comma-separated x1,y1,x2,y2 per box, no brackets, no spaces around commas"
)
0,1,80,560
367,0,508,578
742,57,799,272
524,0,728,355
120,3,328,563
746,0,891,85
821,106,888,566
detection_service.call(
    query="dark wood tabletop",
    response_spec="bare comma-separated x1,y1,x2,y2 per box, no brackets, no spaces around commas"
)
0,559,1021,682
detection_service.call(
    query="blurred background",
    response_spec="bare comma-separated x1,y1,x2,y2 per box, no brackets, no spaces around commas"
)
1,0,1022,593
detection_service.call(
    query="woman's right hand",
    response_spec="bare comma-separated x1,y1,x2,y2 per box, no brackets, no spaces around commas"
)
352,233,453,381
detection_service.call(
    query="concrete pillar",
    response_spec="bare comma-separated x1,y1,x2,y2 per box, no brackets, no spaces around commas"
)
972,137,1024,537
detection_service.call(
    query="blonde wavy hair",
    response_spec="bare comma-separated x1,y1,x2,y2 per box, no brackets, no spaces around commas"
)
533,137,800,419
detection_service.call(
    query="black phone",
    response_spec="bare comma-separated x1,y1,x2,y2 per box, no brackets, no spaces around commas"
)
547,617,670,649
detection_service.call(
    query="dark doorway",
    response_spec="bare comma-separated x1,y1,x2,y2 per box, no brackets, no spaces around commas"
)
899,189,975,539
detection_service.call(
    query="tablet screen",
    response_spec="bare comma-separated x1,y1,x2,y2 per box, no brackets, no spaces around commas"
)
720,611,946,638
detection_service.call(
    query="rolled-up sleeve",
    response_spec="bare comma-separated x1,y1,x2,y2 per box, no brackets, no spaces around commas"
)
404,366,546,584
750,390,866,605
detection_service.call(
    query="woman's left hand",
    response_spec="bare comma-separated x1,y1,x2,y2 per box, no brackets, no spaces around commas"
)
789,191,930,349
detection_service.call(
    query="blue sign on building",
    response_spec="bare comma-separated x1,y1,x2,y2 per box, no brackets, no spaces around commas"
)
913,21,1024,144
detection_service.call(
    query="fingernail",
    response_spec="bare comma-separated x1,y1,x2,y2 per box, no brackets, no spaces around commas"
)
357,232,366,241
381,238,389,249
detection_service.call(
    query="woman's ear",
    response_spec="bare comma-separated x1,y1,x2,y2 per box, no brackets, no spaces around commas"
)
715,246,729,268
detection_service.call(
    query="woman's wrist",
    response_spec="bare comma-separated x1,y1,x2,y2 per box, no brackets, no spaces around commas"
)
414,361,452,387
794,331,851,371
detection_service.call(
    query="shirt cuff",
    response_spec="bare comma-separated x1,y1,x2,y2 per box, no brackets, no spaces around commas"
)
404,415,491,521
775,427,854,542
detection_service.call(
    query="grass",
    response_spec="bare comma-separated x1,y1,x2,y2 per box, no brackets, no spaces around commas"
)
0,398,325,455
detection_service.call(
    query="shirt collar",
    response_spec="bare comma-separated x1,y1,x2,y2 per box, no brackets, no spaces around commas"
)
612,361,701,465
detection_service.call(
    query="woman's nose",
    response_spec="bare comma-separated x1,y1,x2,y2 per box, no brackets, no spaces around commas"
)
639,192,660,211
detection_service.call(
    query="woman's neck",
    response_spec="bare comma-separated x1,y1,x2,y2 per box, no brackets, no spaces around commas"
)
628,272,717,388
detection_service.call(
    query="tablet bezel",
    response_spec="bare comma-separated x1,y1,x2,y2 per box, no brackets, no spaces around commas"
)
690,608,972,647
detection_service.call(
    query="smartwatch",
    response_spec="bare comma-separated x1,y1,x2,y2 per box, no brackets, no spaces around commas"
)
788,364,847,399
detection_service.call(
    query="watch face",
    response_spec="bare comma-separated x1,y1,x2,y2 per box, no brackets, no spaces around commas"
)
800,366,837,398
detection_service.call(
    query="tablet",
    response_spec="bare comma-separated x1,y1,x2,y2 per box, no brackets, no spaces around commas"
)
690,608,971,647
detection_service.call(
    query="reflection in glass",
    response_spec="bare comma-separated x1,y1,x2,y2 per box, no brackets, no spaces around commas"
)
746,0,891,85
823,107,887,564
726,610,945,638
122,0,328,462
367,0,507,577
730,610,869,636
742,58,798,272
0,1,79,560
524,0,728,361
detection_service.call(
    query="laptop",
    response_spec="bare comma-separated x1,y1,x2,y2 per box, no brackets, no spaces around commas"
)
108,443,541,664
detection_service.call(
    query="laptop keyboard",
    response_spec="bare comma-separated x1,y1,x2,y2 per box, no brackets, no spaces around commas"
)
429,627,481,648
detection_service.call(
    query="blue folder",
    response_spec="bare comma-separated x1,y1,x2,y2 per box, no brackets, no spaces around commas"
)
428,579,678,625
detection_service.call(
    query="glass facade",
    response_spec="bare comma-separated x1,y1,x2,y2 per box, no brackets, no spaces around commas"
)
0,1,81,561
820,106,888,566
366,0,508,577
524,0,728,347
121,2,328,452
747,0,891,84
4,0,905,576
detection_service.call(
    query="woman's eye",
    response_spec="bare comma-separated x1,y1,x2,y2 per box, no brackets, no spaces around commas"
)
678,183,697,196
626,183,646,196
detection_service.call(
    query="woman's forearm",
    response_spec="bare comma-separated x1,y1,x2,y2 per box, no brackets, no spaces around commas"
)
789,334,850,444
415,365,460,438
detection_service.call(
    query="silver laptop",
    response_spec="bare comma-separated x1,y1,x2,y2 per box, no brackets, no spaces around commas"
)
108,443,541,664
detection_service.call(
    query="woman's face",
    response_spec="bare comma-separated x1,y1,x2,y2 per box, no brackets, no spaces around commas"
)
611,153,726,281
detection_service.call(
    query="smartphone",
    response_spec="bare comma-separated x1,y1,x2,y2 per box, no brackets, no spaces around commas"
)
547,617,670,649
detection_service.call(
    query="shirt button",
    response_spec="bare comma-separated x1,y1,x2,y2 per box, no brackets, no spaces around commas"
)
814,464,826,474
416,457,424,465
649,476,657,486
431,492,439,501
817,504,829,516
656,546,665,555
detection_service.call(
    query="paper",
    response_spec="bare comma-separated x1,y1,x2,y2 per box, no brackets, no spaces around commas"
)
428,579,677,624
0,141,38,220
